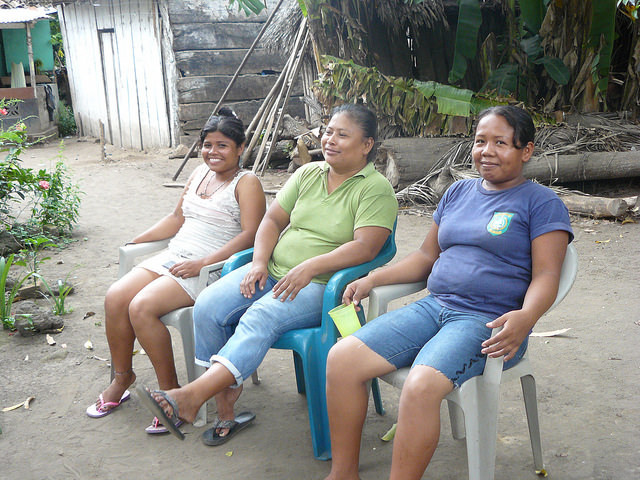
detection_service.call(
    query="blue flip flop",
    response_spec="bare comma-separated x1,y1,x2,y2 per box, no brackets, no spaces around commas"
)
201,411,256,446
135,385,185,440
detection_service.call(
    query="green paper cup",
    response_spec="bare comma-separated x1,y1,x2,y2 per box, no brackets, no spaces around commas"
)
328,303,362,337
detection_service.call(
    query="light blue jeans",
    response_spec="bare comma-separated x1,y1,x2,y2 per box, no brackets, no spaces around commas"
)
353,295,528,388
193,263,326,386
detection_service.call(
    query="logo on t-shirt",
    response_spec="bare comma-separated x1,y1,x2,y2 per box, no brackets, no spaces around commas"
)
487,212,514,236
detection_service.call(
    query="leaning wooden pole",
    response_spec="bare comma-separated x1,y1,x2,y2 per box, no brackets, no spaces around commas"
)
172,0,287,180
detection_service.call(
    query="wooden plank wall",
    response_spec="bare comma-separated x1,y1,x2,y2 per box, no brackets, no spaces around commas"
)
167,0,304,146
58,0,171,149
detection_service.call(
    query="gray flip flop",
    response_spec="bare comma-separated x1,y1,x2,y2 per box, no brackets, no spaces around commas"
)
201,411,256,446
135,385,185,440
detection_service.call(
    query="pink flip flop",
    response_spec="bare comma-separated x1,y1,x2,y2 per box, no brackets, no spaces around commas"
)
145,416,184,434
86,390,131,418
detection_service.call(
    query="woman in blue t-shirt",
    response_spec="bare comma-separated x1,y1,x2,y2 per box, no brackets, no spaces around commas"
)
324,106,573,480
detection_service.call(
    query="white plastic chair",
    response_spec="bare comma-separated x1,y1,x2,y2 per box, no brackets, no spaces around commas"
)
367,243,578,480
113,239,224,426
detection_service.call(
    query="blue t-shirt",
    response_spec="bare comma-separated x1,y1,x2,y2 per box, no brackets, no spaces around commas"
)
428,178,573,319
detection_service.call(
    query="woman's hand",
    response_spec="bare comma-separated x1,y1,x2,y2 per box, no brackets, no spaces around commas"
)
481,310,535,361
240,264,269,298
271,263,315,302
169,259,204,279
342,276,375,310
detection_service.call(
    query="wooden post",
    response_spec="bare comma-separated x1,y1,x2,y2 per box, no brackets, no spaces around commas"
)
25,22,37,98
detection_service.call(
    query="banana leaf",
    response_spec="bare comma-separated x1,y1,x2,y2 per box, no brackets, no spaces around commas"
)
589,0,617,95
448,0,483,84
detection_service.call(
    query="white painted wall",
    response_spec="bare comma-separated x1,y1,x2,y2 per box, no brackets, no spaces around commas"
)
58,0,171,149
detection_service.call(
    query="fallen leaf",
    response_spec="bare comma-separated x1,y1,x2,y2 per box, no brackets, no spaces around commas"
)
2,402,25,412
381,423,397,442
61,344,67,349
536,468,548,477
84,340,94,350
24,396,35,409
24,355,29,361
621,218,636,225
530,328,571,337
46,334,56,346
83,311,96,320
225,451,233,457
595,239,610,244
91,355,108,362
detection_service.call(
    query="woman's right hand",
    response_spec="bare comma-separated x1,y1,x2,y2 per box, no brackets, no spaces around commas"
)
240,264,269,298
342,276,375,309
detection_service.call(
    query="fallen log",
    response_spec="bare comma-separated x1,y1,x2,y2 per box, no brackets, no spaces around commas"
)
524,151,640,184
559,193,629,218
375,138,464,189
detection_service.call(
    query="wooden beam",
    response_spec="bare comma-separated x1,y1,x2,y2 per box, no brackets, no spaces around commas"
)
25,22,37,98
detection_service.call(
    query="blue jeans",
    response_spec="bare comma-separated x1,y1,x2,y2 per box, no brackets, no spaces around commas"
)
193,263,326,386
353,295,528,388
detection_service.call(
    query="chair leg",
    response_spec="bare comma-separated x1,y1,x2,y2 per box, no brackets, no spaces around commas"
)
191,364,208,427
447,400,466,440
462,380,501,480
371,378,385,415
251,371,261,385
521,374,544,472
297,346,331,460
293,351,305,394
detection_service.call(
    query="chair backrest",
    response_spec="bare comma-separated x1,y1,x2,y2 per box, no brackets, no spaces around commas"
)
546,242,578,314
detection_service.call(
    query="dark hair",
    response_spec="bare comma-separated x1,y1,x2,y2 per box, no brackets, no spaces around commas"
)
330,104,378,162
477,106,535,149
199,107,246,146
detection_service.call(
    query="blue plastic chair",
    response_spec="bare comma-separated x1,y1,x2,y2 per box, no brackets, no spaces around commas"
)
220,223,396,460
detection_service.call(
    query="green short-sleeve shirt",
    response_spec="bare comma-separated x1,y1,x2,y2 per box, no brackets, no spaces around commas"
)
268,161,398,284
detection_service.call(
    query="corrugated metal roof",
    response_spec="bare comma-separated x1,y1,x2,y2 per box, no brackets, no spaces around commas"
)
0,6,55,24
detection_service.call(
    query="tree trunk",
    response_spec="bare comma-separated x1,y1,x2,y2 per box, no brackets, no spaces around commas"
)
560,193,629,218
374,137,464,189
523,151,640,183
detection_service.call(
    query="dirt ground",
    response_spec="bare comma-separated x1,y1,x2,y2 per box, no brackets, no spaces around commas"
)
1,138,639,480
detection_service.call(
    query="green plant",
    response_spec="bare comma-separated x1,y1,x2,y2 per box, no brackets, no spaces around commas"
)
0,254,32,329
35,273,74,315
30,148,82,235
1,102,35,229
15,236,57,285
56,103,77,137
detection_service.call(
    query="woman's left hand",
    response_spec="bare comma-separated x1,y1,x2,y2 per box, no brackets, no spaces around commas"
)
271,262,315,302
481,310,535,362
168,259,203,279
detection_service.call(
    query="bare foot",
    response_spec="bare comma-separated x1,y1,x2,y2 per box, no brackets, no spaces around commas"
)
214,385,243,437
96,370,136,410
150,387,202,424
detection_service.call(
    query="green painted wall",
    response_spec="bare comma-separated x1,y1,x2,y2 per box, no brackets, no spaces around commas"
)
2,20,54,75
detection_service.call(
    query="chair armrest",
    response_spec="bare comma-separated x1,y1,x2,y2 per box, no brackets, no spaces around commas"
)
367,281,427,321
221,248,254,277
118,239,171,279
196,260,226,295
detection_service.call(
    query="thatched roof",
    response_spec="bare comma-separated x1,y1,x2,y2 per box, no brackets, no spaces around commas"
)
263,0,449,57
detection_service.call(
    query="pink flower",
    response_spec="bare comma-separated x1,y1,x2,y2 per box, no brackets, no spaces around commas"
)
39,180,50,190
0,108,7,115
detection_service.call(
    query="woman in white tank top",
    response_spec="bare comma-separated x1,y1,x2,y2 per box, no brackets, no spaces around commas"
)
86,108,266,435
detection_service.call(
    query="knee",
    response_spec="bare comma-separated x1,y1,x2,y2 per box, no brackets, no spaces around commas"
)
327,338,369,384
104,280,131,317
128,295,154,328
401,366,452,405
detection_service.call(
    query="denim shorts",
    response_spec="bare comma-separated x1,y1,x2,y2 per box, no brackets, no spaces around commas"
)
353,295,528,388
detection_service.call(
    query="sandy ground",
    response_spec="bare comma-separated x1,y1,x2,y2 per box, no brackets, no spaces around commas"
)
1,138,639,480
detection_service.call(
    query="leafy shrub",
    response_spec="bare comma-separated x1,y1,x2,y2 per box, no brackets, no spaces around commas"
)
56,102,77,137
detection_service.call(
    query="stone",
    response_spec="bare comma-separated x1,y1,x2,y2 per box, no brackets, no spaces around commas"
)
13,301,64,336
